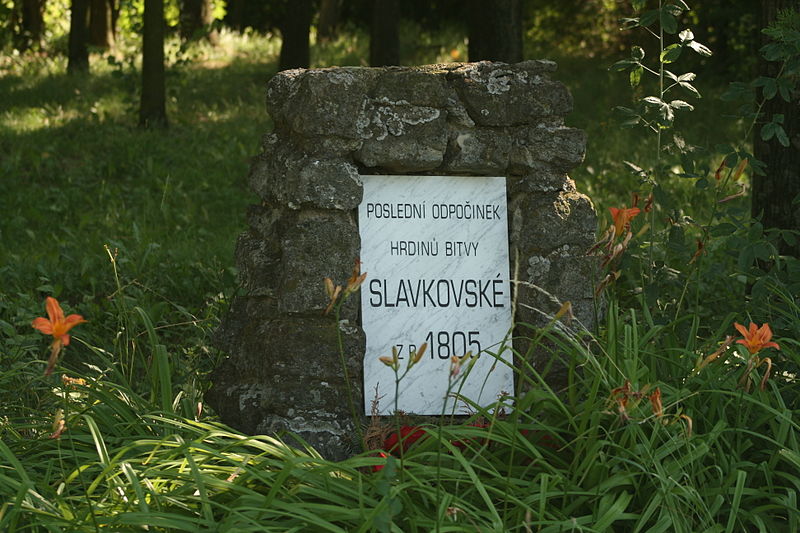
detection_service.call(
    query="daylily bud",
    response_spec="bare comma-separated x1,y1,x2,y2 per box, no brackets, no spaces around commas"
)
411,342,428,366
732,158,748,181
649,387,663,418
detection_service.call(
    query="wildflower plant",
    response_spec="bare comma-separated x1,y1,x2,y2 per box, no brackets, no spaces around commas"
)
31,297,86,376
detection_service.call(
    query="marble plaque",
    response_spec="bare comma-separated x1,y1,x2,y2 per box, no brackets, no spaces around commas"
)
359,175,514,415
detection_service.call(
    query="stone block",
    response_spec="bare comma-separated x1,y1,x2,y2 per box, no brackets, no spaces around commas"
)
509,125,587,173
249,143,363,210
507,164,574,193
233,206,361,317
354,97,447,171
267,67,379,139
448,61,573,127
509,190,597,255
209,311,364,459
443,126,511,173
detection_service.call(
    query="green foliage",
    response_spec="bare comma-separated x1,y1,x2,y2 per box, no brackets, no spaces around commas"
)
1,15,799,533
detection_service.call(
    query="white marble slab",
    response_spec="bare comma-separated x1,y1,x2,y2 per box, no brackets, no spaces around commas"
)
359,175,514,415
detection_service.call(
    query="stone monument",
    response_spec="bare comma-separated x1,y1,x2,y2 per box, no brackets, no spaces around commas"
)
207,61,598,459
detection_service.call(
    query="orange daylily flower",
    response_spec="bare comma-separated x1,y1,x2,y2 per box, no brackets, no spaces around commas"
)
32,297,86,376
344,259,367,297
734,322,780,355
609,206,641,238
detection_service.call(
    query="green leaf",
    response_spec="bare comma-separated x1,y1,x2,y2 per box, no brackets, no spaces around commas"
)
664,69,678,81
664,4,683,16
687,40,712,56
670,100,694,110
775,125,790,147
724,152,739,167
643,96,665,106
773,113,784,124
660,10,678,34
679,81,701,97
672,0,690,9
630,66,643,87
660,103,675,123
677,72,696,82
621,17,641,30
640,9,659,27
778,78,792,101
761,122,776,141
610,59,637,71
711,223,737,237
762,78,778,99
660,44,683,63
715,143,735,154
632,0,647,10
721,81,753,101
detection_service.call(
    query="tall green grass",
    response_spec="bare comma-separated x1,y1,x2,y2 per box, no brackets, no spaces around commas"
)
1,288,797,531
1,27,798,532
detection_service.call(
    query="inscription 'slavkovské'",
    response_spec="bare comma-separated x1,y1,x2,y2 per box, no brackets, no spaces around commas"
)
359,175,514,415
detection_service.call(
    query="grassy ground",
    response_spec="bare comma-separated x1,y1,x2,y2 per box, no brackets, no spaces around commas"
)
1,28,799,531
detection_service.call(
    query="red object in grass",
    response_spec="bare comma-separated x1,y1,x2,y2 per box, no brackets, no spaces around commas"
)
371,451,388,472
383,426,427,453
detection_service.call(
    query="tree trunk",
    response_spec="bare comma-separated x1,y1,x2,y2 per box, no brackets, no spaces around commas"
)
369,0,400,66
89,0,115,49
224,0,244,32
467,0,523,63
753,0,800,258
180,0,218,44
18,0,45,51
67,0,90,74
317,0,340,42
140,0,168,128
278,0,312,70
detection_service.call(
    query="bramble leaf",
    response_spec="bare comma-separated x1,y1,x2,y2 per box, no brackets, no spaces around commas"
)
679,81,701,98
670,100,694,110
640,9,659,27
661,10,678,34
660,44,683,63
687,40,712,56
630,66,643,87
610,59,637,71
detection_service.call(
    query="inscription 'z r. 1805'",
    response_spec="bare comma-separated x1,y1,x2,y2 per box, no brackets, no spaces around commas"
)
368,278,506,308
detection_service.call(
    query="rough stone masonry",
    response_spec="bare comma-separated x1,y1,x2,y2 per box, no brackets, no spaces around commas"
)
207,61,598,459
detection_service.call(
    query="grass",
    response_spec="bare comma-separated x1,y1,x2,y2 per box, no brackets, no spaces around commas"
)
1,26,799,532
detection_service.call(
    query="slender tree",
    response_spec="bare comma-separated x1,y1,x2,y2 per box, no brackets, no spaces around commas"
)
753,0,799,258
317,0,340,42
67,0,90,74
89,0,114,49
17,0,45,50
467,0,523,63
278,0,312,70
369,0,400,66
139,0,168,128
224,0,244,32
180,0,218,44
